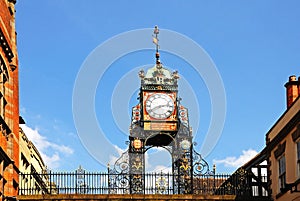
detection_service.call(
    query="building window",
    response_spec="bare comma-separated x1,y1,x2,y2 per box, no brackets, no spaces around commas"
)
278,155,286,191
0,56,8,120
297,141,300,178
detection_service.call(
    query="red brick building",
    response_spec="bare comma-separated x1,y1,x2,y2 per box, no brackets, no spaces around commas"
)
0,0,20,199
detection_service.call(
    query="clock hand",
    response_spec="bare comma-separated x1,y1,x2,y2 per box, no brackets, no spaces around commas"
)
152,105,167,111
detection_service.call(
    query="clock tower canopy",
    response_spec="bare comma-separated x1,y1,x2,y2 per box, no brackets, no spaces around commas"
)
139,57,180,86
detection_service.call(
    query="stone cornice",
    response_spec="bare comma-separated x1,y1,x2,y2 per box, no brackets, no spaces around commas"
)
266,111,300,153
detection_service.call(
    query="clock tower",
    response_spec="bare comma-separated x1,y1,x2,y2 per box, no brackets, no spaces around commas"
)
110,26,209,194
128,26,194,194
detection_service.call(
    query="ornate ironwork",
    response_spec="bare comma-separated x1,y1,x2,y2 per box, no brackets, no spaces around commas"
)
155,173,169,194
129,152,145,194
76,166,89,194
216,167,253,197
19,168,271,200
131,174,144,194
108,151,130,194
225,182,234,195
193,149,210,176
110,151,129,174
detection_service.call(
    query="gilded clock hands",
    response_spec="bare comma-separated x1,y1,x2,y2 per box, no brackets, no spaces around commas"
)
152,104,168,112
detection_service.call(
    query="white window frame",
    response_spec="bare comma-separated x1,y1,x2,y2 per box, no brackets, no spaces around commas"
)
278,155,286,191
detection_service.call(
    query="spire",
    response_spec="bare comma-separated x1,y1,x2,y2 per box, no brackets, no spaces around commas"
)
152,25,160,64
138,25,179,85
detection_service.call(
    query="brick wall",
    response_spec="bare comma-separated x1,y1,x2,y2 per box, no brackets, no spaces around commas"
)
0,0,19,199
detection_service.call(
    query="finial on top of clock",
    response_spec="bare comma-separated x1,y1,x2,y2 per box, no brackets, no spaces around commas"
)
152,25,160,63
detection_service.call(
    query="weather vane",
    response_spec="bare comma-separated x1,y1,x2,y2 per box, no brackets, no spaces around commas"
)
153,25,160,52
152,25,160,63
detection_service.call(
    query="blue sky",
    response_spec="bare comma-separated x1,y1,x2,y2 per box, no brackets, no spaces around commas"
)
16,1,300,173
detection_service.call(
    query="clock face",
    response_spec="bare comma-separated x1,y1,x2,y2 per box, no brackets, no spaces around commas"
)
180,140,191,150
145,93,175,119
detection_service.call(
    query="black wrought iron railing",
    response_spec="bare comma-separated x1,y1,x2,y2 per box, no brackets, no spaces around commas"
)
18,170,269,198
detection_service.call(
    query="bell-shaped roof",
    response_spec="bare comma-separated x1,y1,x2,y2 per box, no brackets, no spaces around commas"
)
139,62,179,85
